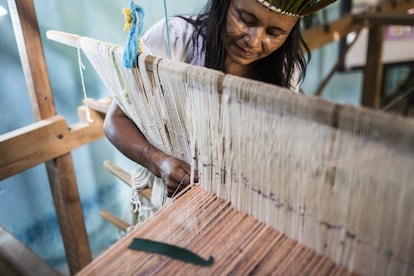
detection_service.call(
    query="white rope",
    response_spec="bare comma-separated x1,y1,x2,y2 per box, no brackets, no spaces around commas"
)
77,43,93,123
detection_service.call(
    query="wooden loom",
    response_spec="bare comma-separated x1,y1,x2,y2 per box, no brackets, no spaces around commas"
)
46,5,414,272
1,0,413,275
79,185,357,275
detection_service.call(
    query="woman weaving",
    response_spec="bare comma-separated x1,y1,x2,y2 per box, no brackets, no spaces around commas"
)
104,0,336,205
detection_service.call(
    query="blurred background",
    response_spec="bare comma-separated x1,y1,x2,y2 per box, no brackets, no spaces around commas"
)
0,0,412,274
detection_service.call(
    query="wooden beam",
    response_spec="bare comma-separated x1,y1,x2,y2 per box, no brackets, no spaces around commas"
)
355,12,414,26
46,154,91,273
0,109,104,180
0,116,66,178
46,30,81,48
303,15,364,51
361,24,386,108
8,0,55,120
302,0,414,50
0,226,61,276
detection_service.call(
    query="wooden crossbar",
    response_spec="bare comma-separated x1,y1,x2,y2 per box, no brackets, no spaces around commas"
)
99,211,131,232
103,160,152,200
302,0,414,50
0,107,104,180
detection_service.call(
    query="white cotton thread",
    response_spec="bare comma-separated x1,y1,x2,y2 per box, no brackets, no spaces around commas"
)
77,37,414,275
131,186,143,213
77,43,94,123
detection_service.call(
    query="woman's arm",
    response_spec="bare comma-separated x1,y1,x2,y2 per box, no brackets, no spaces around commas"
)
103,100,197,196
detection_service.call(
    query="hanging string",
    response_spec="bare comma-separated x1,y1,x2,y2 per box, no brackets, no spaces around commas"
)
162,0,172,59
77,43,93,123
122,0,172,66
123,0,144,68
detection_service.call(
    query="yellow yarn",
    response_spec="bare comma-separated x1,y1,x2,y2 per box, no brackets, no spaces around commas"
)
138,38,143,53
122,7,143,53
122,7,132,31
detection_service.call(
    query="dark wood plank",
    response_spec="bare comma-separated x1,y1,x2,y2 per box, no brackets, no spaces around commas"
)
0,226,61,276
361,24,385,108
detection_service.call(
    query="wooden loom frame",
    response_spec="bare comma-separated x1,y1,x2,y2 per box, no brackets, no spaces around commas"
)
0,0,413,275
303,0,414,109
0,0,105,274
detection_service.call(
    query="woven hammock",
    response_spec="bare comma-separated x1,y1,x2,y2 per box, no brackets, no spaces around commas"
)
49,31,414,275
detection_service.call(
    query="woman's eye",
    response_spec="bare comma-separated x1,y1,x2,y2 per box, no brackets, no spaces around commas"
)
267,31,281,38
239,12,256,24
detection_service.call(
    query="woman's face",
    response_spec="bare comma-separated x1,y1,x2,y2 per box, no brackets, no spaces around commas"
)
224,0,299,71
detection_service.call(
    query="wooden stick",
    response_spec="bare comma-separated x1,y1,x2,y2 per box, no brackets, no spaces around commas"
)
103,160,152,199
103,160,131,187
83,97,112,114
46,30,80,48
99,211,131,232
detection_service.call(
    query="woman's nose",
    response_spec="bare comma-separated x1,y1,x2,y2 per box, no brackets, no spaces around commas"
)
244,27,265,48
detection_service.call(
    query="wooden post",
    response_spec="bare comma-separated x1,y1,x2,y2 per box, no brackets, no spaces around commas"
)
361,24,385,109
46,155,92,272
7,0,55,120
8,0,92,273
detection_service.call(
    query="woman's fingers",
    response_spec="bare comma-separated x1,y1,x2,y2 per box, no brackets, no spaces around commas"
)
170,173,188,197
167,171,200,197
158,155,200,197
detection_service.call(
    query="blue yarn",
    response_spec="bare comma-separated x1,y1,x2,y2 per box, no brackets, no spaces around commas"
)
163,0,172,59
123,0,145,68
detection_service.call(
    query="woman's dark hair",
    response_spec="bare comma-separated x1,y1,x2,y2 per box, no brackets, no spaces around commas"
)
180,0,311,90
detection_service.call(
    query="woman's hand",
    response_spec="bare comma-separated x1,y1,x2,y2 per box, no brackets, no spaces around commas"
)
104,101,198,197
160,156,197,197
148,149,199,197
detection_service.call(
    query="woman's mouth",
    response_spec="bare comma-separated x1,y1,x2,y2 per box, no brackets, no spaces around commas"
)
232,43,255,59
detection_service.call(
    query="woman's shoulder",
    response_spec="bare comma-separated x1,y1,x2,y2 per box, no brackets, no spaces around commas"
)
144,16,196,37
141,16,204,65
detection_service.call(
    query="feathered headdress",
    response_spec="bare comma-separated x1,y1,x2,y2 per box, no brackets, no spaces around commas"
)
256,0,337,17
